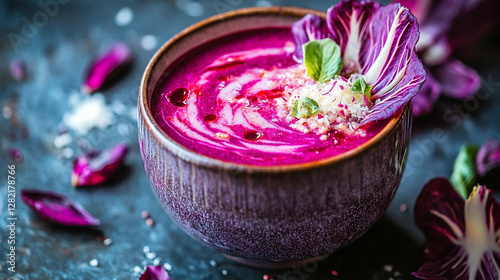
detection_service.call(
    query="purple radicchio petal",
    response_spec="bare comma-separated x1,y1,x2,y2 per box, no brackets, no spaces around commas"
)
395,0,477,52
20,189,100,227
326,0,380,75
10,58,26,82
433,59,481,100
72,143,128,187
412,69,440,116
446,0,500,51
326,1,425,125
82,43,132,95
413,178,500,280
139,265,171,280
476,140,500,177
291,14,330,61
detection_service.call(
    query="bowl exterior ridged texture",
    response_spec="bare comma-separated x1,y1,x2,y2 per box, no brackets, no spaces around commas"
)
138,105,411,261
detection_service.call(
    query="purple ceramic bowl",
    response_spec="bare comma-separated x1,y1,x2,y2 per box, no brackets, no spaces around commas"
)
138,7,411,269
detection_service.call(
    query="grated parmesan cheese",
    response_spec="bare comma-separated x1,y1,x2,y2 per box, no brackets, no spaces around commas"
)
286,76,370,136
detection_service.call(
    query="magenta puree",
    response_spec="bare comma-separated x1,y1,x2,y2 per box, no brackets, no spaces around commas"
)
151,28,388,165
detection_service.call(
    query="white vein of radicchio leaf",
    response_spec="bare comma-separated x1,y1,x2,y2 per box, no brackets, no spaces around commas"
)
430,187,500,279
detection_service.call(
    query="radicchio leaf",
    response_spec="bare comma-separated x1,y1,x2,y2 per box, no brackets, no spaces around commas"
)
291,14,330,61
82,43,132,94
20,189,100,227
412,69,440,116
325,1,425,125
476,140,500,177
433,59,481,100
139,265,172,280
413,178,500,280
72,143,128,187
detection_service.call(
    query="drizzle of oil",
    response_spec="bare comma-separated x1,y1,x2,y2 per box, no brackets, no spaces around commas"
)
167,88,189,107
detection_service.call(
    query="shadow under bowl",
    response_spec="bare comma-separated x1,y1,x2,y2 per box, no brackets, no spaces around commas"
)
138,6,412,269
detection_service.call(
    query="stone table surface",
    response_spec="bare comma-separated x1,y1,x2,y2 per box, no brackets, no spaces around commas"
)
1,0,499,279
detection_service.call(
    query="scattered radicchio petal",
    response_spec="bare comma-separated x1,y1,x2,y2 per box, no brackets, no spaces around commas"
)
20,189,100,227
413,178,500,280
412,69,440,116
10,58,26,81
82,43,132,94
72,143,128,187
433,59,481,100
324,0,425,125
139,265,171,280
291,14,330,61
476,140,500,177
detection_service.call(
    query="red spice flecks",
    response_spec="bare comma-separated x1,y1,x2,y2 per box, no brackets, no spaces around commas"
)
8,148,22,162
339,85,344,90
331,270,339,276
146,217,154,227
352,97,356,102
243,130,263,141
251,88,284,102
338,103,344,108
318,114,323,119
400,203,408,212
167,88,189,107
339,110,345,116
204,114,217,122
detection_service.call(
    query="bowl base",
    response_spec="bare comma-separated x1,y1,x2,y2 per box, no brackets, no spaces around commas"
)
224,254,329,270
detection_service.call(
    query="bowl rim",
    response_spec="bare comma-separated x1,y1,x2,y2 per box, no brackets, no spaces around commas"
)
139,6,409,173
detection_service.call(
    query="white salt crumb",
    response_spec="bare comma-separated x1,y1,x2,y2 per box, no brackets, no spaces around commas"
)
63,148,73,159
54,133,72,148
118,123,129,135
3,106,12,119
176,0,204,17
143,245,151,254
140,35,158,51
221,269,228,276
383,264,393,272
163,262,172,271
89,259,99,267
146,252,157,259
256,0,272,7
153,257,161,266
103,238,113,246
111,100,127,115
133,266,142,273
128,106,138,120
115,7,133,26
63,94,114,135
209,260,217,267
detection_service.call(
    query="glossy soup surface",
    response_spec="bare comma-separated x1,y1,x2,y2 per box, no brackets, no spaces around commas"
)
151,28,387,165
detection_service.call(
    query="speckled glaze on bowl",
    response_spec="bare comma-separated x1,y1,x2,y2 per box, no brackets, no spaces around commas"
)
138,7,412,269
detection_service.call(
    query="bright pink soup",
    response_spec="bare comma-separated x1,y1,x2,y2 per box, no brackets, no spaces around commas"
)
151,28,388,165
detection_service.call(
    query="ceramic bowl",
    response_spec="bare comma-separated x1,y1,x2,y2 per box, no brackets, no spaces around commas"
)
138,6,411,269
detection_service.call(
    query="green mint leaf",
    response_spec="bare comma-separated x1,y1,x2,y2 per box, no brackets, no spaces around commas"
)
352,77,373,100
290,97,320,119
450,145,479,199
303,38,342,83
